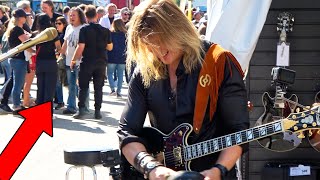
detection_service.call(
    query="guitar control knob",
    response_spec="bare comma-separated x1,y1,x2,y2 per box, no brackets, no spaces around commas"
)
303,124,307,128
294,126,298,131
312,122,317,127
292,115,297,119
297,133,305,139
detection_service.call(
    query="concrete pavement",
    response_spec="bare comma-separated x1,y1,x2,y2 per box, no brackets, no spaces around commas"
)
0,75,127,180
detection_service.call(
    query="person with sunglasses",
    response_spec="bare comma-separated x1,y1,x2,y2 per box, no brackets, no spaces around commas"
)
120,7,131,24
53,16,68,110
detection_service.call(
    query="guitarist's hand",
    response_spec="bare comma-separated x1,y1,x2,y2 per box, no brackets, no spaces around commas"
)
201,167,221,180
149,166,177,180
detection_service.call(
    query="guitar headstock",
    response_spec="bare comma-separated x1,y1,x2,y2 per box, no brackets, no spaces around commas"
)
283,106,320,132
277,12,294,43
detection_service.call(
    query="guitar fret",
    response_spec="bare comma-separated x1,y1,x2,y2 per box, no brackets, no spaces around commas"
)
197,144,202,156
226,135,232,147
213,139,219,151
203,142,208,154
187,146,192,160
246,129,253,140
235,132,242,144
192,145,197,158
274,121,282,132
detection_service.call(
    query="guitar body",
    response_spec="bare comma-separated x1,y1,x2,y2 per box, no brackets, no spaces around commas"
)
140,123,193,171
256,92,301,151
121,123,194,179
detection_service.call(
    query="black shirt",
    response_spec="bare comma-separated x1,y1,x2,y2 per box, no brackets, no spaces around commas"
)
36,36,59,61
117,43,249,172
31,12,62,31
78,23,112,62
9,26,26,60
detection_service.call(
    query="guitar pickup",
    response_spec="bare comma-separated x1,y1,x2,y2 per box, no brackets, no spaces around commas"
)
173,147,182,165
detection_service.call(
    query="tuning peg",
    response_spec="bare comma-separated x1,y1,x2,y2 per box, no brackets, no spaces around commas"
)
289,27,293,32
309,130,313,137
297,132,305,139
291,17,295,22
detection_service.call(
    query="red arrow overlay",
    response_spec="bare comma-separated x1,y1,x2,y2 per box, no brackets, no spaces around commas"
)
0,102,53,180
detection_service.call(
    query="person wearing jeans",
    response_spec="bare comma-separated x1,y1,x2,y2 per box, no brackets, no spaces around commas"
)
10,58,28,109
6,9,33,112
107,19,127,98
107,63,125,97
65,66,78,113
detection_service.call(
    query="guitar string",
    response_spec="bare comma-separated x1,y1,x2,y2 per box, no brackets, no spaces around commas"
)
161,123,284,162
282,97,319,114
162,107,319,163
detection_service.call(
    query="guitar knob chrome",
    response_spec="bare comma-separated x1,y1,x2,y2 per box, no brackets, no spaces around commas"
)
302,124,307,128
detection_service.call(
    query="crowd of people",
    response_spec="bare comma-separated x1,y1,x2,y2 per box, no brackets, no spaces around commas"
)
0,0,249,179
0,0,132,119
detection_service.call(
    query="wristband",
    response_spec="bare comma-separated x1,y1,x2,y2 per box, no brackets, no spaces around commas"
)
133,151,163,179
213,164,229,178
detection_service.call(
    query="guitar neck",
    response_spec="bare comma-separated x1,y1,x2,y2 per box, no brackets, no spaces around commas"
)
184,120,284,161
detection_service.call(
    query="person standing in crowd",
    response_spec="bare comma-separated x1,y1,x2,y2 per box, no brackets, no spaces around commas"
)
63,6,70,22
16,1,33,28
99,3,117,29
16,0,36,108
70,5,112,119
7,9,34,113
31,0,62,32
192,10,202,29
119,7,131,24
96,6,106,23
35,13,61,104
0,5,10,85
0,5,9,39
54,16,68,110
60,7,86,115
107,19,127,98
117,0,249,180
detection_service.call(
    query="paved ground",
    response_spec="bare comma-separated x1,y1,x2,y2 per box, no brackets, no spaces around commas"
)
0,74,128,180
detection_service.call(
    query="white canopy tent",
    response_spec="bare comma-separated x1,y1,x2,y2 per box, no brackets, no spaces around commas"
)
206,0,272,74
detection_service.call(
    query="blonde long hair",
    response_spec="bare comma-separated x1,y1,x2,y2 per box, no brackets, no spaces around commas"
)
4,17,18,39
127,0,203,87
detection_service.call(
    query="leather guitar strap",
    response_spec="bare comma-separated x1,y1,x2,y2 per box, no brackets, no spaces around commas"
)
193,44,244,134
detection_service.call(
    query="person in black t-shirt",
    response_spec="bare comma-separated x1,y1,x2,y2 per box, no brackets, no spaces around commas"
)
6,9,34,113
35,13,61,104
70,5,113,119
31,0,62,32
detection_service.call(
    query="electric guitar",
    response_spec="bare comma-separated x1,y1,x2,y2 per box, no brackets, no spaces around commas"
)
255,90,300,152
122,106,320,176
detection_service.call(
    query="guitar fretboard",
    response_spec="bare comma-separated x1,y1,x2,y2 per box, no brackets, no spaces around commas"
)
184,120,284,161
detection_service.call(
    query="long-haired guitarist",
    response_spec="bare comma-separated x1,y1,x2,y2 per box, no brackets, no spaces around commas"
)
117,0,249,179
